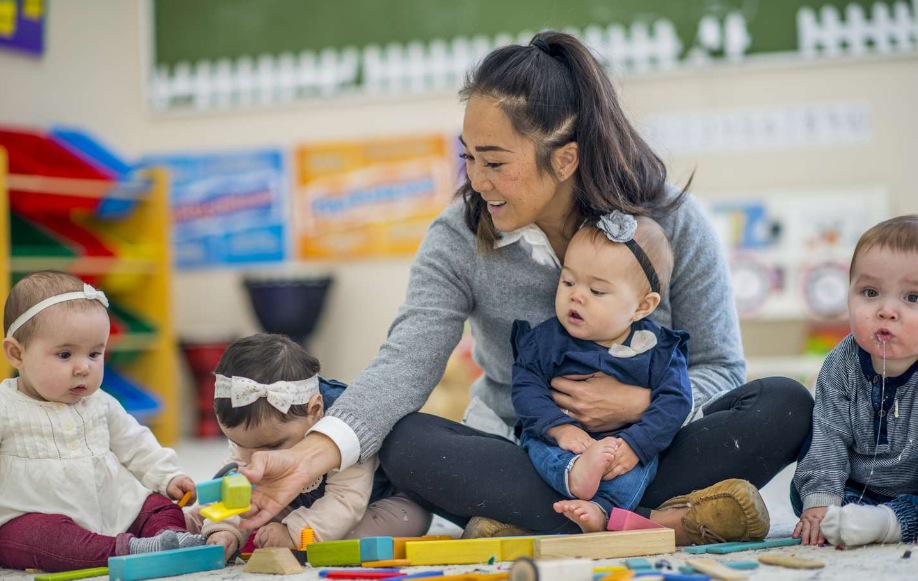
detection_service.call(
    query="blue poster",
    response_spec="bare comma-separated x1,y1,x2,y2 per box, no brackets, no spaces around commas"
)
0,0,44,56
144,149,289,269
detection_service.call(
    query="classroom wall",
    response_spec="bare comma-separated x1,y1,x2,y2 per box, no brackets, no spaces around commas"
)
2,2,916,419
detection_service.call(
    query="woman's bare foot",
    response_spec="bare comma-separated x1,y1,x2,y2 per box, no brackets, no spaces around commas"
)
568,438,617,499
554,499,607,533
650,507,692,545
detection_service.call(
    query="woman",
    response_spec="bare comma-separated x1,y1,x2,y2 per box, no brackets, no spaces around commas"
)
239,31,813,544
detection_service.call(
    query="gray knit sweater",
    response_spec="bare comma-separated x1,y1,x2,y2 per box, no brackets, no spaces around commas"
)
327,194,746,462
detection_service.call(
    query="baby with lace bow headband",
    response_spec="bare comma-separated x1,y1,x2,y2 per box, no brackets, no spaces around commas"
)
197,333,432,557
509,210,692,533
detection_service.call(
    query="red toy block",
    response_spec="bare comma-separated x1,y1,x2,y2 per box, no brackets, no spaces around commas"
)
607,508,667,531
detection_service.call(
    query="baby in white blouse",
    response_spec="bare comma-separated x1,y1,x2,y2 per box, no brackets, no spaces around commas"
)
0,271,204,573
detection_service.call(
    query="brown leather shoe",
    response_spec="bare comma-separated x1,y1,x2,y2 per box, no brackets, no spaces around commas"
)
655,479,770,545
461,516,533,539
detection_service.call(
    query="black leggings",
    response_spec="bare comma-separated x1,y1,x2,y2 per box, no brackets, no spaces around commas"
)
379,376,814,534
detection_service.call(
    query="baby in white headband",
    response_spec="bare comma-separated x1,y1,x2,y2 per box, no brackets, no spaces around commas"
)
195,333,431,561
0,271,203,573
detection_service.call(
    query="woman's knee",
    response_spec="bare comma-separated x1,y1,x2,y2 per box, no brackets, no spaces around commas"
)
756,376,814,445
379,413,445,472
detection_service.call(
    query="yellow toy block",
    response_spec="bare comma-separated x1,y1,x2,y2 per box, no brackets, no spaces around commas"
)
405,538,502,566
498,536,537,561
221,473,251,509
199,502,248,522
392,535,453,559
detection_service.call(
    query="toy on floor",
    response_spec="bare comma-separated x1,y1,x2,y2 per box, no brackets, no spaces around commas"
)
108,544,224,581
243,547,304,574
758,553,824,569
194,462,253,521
607,508,667,531
33,567,109,581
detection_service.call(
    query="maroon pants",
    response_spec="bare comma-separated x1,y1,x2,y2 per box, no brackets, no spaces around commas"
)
0,494,186,572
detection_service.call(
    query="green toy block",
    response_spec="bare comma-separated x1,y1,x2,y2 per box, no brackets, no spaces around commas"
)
306,539,362,567
108,545,224,581
221,473,251,509
34,567,108,581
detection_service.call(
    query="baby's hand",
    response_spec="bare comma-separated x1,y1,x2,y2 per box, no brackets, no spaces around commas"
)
166,475,197,504
207,531,239,562
254,522,297,549
546,424,597,454
793,506,828,546
602,438,638,480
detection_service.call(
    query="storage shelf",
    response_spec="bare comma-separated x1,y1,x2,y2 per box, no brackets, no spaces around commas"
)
8,173,151,200
10,256,158,274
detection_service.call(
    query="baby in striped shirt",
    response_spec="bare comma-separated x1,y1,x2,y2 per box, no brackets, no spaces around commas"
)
793,215,918,547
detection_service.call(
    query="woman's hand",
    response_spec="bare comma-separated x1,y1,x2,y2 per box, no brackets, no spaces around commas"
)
237,432,342,529
550,372,650,432
793,507,828,546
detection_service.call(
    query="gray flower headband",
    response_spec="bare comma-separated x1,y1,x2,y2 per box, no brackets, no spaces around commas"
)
596,211,661,294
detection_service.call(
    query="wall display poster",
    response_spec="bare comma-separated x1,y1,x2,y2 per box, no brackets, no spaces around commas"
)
0,0,44,55
144,149,289,269
294,135,456,260
705,189,889,320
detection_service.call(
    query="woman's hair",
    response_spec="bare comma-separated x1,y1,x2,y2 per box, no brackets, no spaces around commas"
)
458,30,688,252
577,216,675,296
213,333,321,429
4,270,107,346
850,214,918,278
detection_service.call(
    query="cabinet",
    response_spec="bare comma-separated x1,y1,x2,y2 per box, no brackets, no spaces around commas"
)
0,135,179,445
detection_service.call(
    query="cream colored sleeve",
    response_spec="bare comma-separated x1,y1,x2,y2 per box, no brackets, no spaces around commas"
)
282,455,378,543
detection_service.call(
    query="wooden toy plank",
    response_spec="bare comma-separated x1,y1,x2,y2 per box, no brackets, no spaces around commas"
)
177,490,192,508
360,536,395,561
498,536,541,560
307,539,362,566
758,553,825,569
510,557,594,581
199,501,248,521
685,558,748,580
108,545,224,581
704,537,801,554
392,535,453,559
243,547,303,574
405,538,502,565
683,542,744,554
534,529,675,560
33,567,108,581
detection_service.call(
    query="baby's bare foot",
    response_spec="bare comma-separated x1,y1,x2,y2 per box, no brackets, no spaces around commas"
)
568,439,616,500
554,499,607,533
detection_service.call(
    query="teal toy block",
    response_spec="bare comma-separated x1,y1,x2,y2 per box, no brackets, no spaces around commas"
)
306,539,362,566
221,473,251,509
705,537,801,554
725,560,760,570
195,477,223,505
359,536,394,561
108,545,223,581
625,557,653,574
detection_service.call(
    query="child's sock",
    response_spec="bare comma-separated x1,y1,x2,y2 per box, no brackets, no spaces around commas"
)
175,531,206,548
821,504,902,547
128,529,179,554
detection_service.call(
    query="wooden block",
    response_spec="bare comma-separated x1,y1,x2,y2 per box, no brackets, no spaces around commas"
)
510,556,593,581
405,538,502,565
705,537,801,554
392,535,453,559
685,558,748,580
108,545,224,581
624,557,652,570
221,473,251,509
724,561,759,570
306,539,362,566
360,536,394,561
607,508,666,531
243,547,303,574
534,529,675,561
300,527,315,550
199,501,249,521
683,542,743,554
758,553,824,569
498,536,540,560
195,477,223,505
362,558,411,567
596,573,638,581
33,567,108,581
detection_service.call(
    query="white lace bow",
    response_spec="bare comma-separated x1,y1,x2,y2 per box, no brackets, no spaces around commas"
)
214,375,319,413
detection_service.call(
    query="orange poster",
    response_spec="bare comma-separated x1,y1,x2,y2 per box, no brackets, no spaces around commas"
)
294,134,456,259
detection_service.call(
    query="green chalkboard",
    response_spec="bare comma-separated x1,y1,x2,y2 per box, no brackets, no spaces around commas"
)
152,0,885,67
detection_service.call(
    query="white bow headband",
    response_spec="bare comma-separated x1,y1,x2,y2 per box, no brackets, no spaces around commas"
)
6,283,110,339
214,374,320,414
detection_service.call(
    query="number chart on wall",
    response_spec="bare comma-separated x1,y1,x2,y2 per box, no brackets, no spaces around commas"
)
149,0,917,113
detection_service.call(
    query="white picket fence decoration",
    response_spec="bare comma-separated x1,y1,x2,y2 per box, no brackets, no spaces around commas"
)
149,2,916,113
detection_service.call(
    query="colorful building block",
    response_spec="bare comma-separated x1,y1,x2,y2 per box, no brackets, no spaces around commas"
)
360,536,395,561
195,477,223,505
704,537,801,554
405,538,502,566
108,545,224,581
199,501,248,521
362,559,412,567
607,508,666,531
534,529,675,560
34,567,108,581
221,472,252,509
307,539,362,567
392,535,453,559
